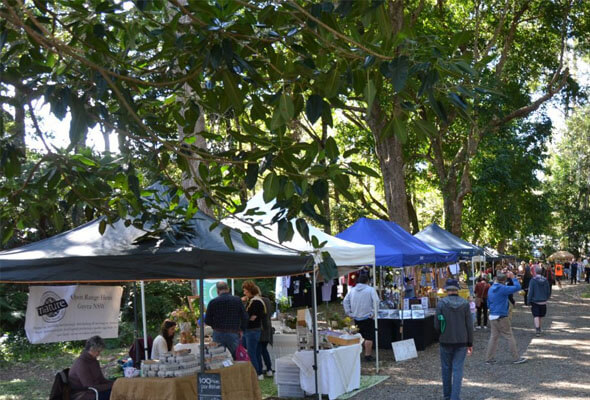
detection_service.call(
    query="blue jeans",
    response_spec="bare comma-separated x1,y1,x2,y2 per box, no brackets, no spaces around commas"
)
212,331,240,359
440,345,467,400
257,341,272,372
243,329,262,375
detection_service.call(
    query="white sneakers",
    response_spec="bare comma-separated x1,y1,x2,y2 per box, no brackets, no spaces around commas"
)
258,374,264,380
266,370,274,377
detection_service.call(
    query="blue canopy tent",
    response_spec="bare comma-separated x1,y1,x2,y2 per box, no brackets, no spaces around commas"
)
414,223,483,258
336,218,457,364
336,218,458,266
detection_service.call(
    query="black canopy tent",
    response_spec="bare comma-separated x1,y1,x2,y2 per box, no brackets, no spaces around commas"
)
0,209,325,396
0,212,313,283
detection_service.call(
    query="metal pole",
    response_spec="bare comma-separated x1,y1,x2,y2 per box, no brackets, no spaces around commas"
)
133,282,140,366
199,279,206,373
231,278,235,295
140,281,149,360
311,267,320,399
373,263,379,373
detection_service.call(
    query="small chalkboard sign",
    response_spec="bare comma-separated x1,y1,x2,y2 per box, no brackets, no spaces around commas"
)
197,372,221,400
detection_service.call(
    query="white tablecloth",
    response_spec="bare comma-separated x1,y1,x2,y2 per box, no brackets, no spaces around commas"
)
292,344,361,400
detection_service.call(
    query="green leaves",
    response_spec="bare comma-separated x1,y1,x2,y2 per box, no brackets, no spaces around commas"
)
222,70,242,111
262,173,280,203
241,231,259,249
305,94,324,125
380,56,409,93
277,218,294,243
364,79,376,114
279,92,295,121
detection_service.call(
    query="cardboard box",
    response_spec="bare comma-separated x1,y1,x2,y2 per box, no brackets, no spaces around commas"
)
297,308,308,327
326,335,360,346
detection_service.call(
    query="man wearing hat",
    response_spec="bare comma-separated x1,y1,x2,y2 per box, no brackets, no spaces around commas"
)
485,271,527,364
434,278,473,400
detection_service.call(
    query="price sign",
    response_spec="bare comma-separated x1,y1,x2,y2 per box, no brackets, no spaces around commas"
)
197,372,221,400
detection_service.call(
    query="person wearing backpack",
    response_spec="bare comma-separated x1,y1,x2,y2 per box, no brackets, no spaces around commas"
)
528,266,551,336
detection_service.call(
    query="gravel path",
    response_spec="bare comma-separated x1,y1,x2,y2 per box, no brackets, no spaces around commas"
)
352,283,590,400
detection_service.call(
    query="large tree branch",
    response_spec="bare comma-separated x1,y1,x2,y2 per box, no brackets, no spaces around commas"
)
495,2,529,78
481,0,510,60
492,69,569,127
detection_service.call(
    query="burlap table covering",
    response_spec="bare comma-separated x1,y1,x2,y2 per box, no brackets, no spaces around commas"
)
111,361,261,400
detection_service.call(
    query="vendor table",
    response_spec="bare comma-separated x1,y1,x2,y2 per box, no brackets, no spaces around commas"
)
378,314,438,351
292,343,361,400
110,361,261,400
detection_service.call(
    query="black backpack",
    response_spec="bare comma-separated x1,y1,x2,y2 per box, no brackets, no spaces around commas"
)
48,368,70,400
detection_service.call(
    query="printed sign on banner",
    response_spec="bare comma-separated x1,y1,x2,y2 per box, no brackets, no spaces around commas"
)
197,372,222,400
25,285,123,344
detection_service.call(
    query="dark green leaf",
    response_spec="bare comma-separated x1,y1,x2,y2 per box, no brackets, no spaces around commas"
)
221,227,235,250
98,219,107,235
263,173,280,203
241,232,259,249
278,218,294,243
296,218,310,242
312,180,329,198
279,92,295,120
324,137,339,159
128,174,141,199
245,163,258,189
350,162,381,178
305,94,324,125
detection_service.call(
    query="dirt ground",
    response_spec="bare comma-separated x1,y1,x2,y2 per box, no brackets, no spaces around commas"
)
351,282,590,400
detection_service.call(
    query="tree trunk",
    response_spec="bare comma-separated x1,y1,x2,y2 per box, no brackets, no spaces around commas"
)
367,101,410,231
407,196,420,234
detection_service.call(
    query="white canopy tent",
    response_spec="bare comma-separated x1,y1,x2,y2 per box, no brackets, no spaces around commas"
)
222,194,379,376
222,194,375,268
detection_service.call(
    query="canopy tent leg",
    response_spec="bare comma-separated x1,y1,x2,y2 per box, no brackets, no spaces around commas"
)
133,282,140,365
140,281,149,360
373,263,379,373
231,278,235,295
311,267,320,400
199,279,205,373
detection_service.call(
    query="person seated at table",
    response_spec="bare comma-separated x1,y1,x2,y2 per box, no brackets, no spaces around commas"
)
151,319,177,360
241,280,267,380
69,336,114,400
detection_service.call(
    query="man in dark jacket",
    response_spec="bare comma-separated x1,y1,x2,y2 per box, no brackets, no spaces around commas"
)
205,281,249,358
434,279,473,400
528,266,551,336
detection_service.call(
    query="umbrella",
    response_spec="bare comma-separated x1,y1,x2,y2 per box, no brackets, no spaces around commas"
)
548,250,575,261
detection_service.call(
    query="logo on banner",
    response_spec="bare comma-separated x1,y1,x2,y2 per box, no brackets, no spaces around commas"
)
36,291,68,323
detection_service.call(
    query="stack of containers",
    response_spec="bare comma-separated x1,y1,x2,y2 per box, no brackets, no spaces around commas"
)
274,355,304,398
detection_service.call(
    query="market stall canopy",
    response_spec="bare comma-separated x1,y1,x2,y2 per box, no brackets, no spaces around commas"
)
483,246,512,261
336,218,457,267
222,194,375,268
0,212,314,283
548,250,575,261
414,223,483,259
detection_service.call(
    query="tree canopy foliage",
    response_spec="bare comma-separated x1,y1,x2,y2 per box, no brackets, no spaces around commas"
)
1,0,589,259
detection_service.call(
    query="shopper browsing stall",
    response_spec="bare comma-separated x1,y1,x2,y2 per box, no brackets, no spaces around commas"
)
241,281,267,380
343,273,380,362
205,281,249,358
151,319,177,360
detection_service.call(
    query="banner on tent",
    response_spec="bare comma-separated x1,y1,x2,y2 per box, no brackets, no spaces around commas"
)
25,285,123,344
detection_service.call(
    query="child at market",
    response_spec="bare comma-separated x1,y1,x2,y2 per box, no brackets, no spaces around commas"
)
468,295,476,325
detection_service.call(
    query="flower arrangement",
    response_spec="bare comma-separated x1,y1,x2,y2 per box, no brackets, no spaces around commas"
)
168,297,201,344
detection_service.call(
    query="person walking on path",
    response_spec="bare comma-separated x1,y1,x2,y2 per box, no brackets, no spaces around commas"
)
570,259,579,284
584,258,590,283
527,266,551,337
434,278,473,400
485,272,527,365
474,277,490,329
521,265,532,305
343,273,380,362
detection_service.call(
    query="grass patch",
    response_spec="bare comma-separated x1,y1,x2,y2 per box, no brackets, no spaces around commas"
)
582,289,590,298
259,376,278,398
0,378,46,400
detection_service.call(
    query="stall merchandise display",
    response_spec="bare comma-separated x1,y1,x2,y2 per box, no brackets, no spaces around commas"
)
141,344,233,377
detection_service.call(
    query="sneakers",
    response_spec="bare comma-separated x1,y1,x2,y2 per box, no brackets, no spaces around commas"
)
485,360,496,365
513,358,527,364
535,328,541,337
475,326,482,330
266,370,274,377
483,325,488,329
258,374,264,380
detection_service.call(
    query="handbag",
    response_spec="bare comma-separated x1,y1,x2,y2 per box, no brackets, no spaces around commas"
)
475,297,482,308
235,341,250,361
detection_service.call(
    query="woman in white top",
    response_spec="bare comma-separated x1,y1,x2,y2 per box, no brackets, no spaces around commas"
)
151,319,177,360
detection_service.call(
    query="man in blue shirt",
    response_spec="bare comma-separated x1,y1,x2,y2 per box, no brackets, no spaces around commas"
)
484,272,527,364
